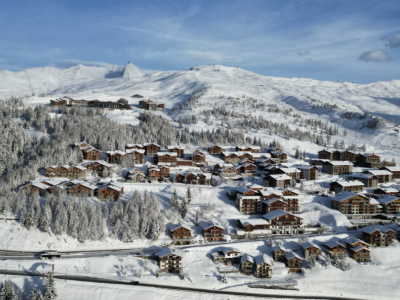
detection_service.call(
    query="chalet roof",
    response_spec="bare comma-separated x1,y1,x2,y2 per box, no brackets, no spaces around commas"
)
41,179,69,186
200,221,224,230
341,237,370,247
260,188,284,197
381,166,400,172
324,240,346,249
318,149,333,153
84,147,101,153
262,209,300,221
168,145,185,150
267,174,292,181
235,187,252,194
351,173,377,179
375,195,400,205
277,167,301,174
272,245,287,252
323,161,353,166
31,182,50,190
126,149,145,154
241,253,254,264
364,170,392,176
199,173,212,179
248,183,264,190
68,181,96,190
237,145,261,150
352,246,370,252
45,165,58,169
331,191,369,202
221,151,241,157
156,152,177,157
255,254,272,266
170,224,191,232
209,145,227,149
218,247,241,254
62,165,72,169
333,180,364,187
126,143,144,148
251,153,271,159
74,165,87,171
375,188,399,193
302,242,321,250
143,143,161,147
156,247,183,258
239,219,270,226
263,198,287,205
285,251,301,260
361,225,394,234
98,185,121,192
107,150,126,156
295,165,317,170
239,158,253,164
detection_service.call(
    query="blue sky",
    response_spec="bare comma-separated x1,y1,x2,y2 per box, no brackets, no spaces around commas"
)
0,0,399,83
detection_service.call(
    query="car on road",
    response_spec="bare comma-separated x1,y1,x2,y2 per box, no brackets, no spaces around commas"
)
40,250,61,260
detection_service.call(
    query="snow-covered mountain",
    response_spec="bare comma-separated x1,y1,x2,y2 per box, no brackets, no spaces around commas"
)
121,61,144,78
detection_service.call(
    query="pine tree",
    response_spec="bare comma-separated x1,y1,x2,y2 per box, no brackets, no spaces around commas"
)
194,209,200,226
25,206,35,230
324,255,331,269
39,203,51,233
334,140,339,149
180,199,188,219
0,280,16,300
43,272,57,300
186,188,192,204
170,189,179,207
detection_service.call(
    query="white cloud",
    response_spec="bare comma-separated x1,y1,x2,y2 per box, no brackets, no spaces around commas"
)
358,50,391,62
50,59,115,69
386,33,400,48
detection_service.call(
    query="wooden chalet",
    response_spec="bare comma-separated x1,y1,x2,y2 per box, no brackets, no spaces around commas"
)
235,145,260,153
363,169,392,183
97,184,122,201
221,152,241,164
191,152,206,164
82,160,112,177
349,173,379,188
301,242,321,259
254,255,272,278
296,165,319,180
375,195,400,214
324,240,346,259
44,165,86,179
211,247,241,265
67,182,96,197
318,149,333,160
125,149,144,163
331,192,381,215
125,144,144,150
237,219,270,232
168,145,185,158
373,187,399,195
155,152,177,166
330,180,364,194
285,252,302,273
82,146,101,160
240,254,254,275
208,145,226,155
236,187,263,214
156,248,182,273
21,182,50,196
126,169,146,183
143,143,160,156
340,150,356,162
239,163,256,173
322,161,353,175
263,174,292,188
106,150,126,163
170,224,192,245
349,246,371,262
263,198,288,213
262,209,302,234
332,150,341,161
380,166,400,180
201,221,225,242
361,226,394,247
272,245,287,262
272,167,301,180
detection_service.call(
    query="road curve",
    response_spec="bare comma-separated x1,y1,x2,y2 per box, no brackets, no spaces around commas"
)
0,269,363,300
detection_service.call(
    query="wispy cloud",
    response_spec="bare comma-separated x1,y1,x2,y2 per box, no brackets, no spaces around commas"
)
359,50,391,62
49,59,115,69
385,33,400,48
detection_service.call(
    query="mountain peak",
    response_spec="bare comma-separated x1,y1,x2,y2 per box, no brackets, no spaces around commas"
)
121,61,143,78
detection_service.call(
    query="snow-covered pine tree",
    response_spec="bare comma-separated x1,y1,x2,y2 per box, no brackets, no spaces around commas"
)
0,280,16,300
194,209,200,226
186,187,192,204
180,199,188,219
324,255,331,269
43,272,57,300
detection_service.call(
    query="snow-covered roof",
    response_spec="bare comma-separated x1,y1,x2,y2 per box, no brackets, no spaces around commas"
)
156,152,177,157
302,242,321,250
375,195,400,205
331,191,368,202
84,147,100,153
351,246,369,252
251,153,271,159
260,189,283,197
235,186,252,194
263,198,286,205
341,237,370,247
334,180,364,187
285,251,301,260
375,188,399,193
267,174,292,181
255,254,272,266
381,167,400,172
365,170,392,176
221,151,241,157
156,247,182,258
239,219,270,226
170,224,191,232
278,167,301,174
350,173,377,179
237,145,261,150
74,165,86,171
272,245,287,252
126,143,143,148
218,247,241,254
361,225,394,234
126,149,145,154
107,150,126,156
248,183,264,190
200,173,212,179
295,165,317,170
318,149,333,153
143,143,161,147
323,161,353,166
200,221,224,230
262,209,299,221
31,182,50,190
241,253,254,264
324,240,346,249
41,179,68,186
168,145,185,150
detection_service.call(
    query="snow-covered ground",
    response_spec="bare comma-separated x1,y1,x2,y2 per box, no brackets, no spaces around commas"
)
1,63,400,299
